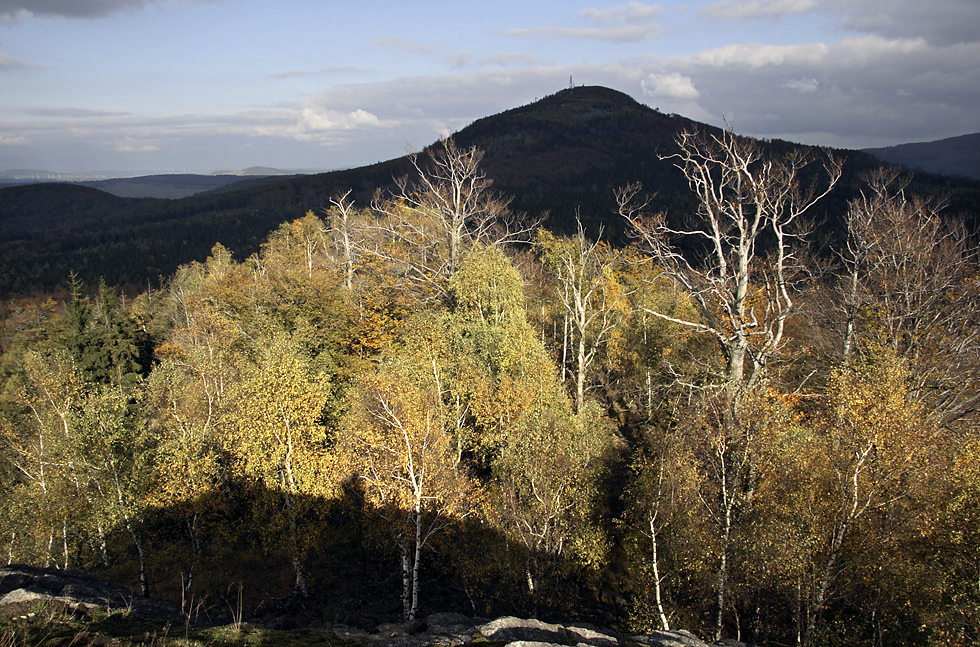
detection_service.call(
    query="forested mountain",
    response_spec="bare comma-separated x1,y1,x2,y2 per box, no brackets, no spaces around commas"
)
865,132,980,180
2,88,980,647
3,86,979,297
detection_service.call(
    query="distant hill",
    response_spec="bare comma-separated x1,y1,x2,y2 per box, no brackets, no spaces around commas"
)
2,86,979,297
864,132,980,180
77,174,269,199
0,168,320,199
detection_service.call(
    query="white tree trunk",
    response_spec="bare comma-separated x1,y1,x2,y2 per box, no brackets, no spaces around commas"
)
649,513,670,631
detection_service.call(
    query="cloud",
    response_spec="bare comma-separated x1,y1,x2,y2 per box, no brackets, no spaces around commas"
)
0,0,195,21
298,107,381,136
701,0,818,20
643,34,980,146
832,0,980,46
507,2,662,44
113,140,160,152
642,72,700,100
27,108,132,118
0,133,29,145
445,52,548,70
781,77,819,93
0,51,36,69
688,41,831,68
579,2,663,24
270,67,364,80
505,24,660,43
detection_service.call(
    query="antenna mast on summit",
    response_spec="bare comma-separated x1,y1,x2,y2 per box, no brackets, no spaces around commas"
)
569,75,574,89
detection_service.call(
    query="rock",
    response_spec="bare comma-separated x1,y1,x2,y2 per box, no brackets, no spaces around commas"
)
0,565,726,647
629,629,711,647
476,617,629,647
426,611,484,632
478,616,570,644
406,618,429,635
0,564,180,621
565,624,622,647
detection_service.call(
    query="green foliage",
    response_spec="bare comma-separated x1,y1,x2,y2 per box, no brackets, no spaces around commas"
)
62,278,154,391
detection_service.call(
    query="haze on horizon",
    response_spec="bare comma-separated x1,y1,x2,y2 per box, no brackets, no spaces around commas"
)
1,0,978,175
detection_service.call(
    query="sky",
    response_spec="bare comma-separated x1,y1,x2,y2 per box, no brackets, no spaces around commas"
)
1,0,978,175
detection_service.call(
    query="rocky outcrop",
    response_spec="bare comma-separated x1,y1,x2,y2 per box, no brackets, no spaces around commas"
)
0,564,180,621
329,614,746,647
0,565,749,647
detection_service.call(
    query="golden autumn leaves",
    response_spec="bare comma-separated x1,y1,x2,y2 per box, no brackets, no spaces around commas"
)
1,134,978,644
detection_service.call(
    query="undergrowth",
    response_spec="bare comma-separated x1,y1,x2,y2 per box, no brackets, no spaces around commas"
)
0,601,356,647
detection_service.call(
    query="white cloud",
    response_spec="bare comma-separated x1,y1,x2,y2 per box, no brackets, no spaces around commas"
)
298,107,382,137
505,24,660,43
113,140,160,152
642,72,700,100
702,0,818,20
579,2,663,24
689,42,830,68
781,77,819,93
0,132,29,145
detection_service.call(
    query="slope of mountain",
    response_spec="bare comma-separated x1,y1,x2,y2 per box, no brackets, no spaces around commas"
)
2,86,978,297
864,132,980,180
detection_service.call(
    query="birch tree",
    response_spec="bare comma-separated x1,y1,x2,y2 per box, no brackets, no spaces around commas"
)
536,221,627,413
618,126,842,406
618,125,841,640
374,138,539,297
838,168,980,432
341,328,478,621
223,333,334,597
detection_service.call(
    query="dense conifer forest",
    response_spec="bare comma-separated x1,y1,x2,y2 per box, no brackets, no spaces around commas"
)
1,102,979,646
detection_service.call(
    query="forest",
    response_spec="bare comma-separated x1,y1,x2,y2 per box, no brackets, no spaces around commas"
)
1,131,978,647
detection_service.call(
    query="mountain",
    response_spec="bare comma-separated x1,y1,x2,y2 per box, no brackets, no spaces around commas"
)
2,86,979,297
79,173,271,199
864,132,980,180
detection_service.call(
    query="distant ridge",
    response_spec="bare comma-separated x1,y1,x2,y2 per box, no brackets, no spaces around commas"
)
864,132,980,180
79,173,272,199
3,86,978,297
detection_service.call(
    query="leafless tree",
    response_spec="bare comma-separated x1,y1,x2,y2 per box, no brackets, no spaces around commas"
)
373,138,542,295
325,189,364,293
619,125,842,408
838,168,980,432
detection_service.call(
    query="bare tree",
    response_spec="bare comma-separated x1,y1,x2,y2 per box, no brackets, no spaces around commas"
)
838,168,980,431
618,125,842,408
325,189,364,293
374,138,541,295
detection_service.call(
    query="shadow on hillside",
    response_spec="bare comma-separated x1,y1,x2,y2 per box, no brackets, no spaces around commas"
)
91,477,618,631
